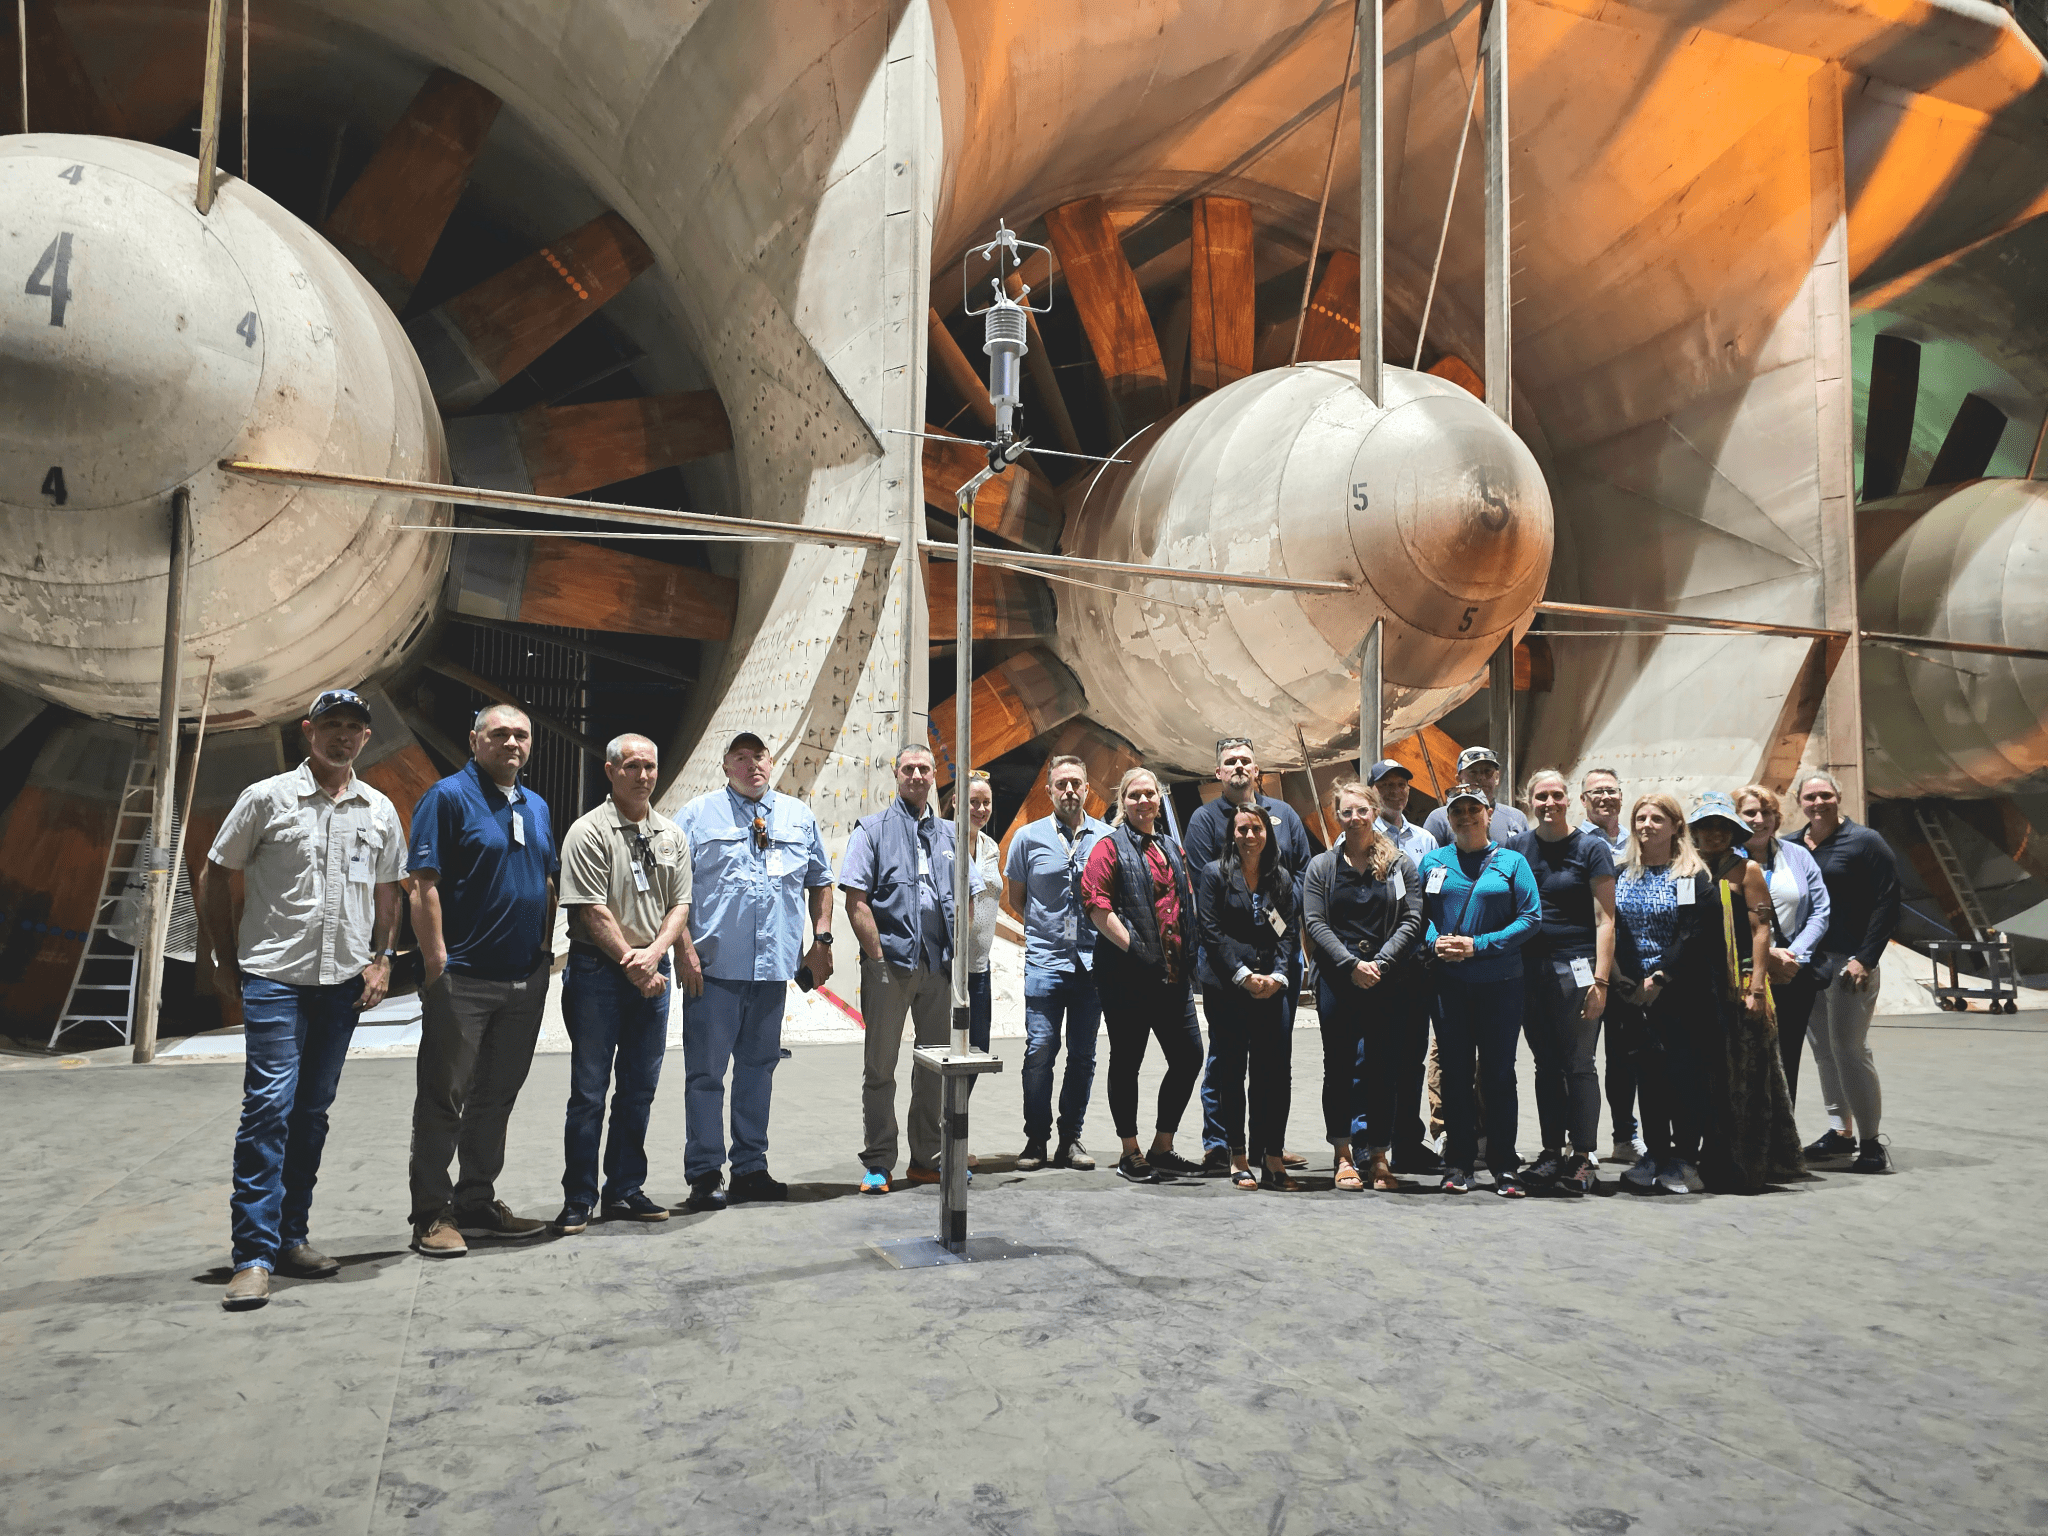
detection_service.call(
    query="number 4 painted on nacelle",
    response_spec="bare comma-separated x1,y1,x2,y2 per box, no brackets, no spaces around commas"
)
25,233,74,327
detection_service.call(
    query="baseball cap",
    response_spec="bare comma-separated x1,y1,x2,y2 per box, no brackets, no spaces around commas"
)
307,687,372,724
1456,746,1500,772
1366,758,1412,785
1443,783,1492,810
1687,790,1748,836
725,732,769,755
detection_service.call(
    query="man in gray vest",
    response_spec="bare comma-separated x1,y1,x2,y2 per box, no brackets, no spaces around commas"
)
839,743,983,1193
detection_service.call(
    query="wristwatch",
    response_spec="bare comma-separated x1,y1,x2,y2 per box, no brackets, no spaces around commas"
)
814,932,834,946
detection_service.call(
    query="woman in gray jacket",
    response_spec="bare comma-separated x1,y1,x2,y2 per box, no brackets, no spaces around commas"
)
1304,780,1426,1192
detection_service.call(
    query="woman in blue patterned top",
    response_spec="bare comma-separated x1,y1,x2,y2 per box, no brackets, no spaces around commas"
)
1416,784,1541,1196
1611,793,1712,1195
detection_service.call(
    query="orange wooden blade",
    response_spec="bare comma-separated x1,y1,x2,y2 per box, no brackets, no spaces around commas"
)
923,560,1056,643
927,647,1087,789
324,69,501,310
449,392,733,499
919,426,1063,552
446,533,736,640
1042,197,1169,438
1188,197,1255,396
1294,250,1361,363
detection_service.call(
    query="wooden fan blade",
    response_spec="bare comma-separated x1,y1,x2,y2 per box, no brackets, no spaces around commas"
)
923,561,1056,643
1924,393,2009,488
1751,636,1849,793
927,647,1087,789
920,425,1064,552
1294,250,1361,363
928,308,998,430
1042,197,1170,437
1188,197,1255,396
447,391,732,498
323,69,502,311
1427,355,1485,399
406,212,654,411
446,532,736,640
1861,334,1921,503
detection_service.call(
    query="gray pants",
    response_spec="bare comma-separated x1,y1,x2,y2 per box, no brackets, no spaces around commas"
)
859,957,950,1173
409,960,551,1222
1809,962,1882,1140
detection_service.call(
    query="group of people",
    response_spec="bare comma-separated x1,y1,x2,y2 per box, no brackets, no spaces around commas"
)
199,687,1902,1312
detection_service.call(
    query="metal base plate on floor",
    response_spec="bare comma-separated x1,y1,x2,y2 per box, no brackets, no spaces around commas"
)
867,1233,1045,1270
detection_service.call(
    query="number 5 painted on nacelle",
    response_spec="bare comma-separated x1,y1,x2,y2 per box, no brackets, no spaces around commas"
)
25,233,74,327
1351,481,1369,511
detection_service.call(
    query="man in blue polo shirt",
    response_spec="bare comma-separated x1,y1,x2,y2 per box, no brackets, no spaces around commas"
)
406,703,560,1257
1003,753,1110,1171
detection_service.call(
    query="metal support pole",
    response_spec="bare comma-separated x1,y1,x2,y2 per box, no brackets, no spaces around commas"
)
16,0,27,132
1357,0,1384,406
134,487,193,1063
941,482,976,1250
1481,0,1511,425
1358,618,1383,773
194,0,228,213
1488,636,1516,803
239,0,250,183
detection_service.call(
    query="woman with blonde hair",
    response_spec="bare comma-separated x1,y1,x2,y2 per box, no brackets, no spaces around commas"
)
1610,793,1712,1194
1732,783,1830,1102
1303,779,1427,1191
1079,766,1207,1183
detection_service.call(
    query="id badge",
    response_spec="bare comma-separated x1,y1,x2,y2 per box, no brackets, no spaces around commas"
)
1425,865,1448,895
511,811,526,847
1266,907,1286,937
766,848,786,879
632,862,651,894
1570,956,1595,988
917,849,930,879
1389,870,1405,902
1063,915,1078,942
1674,880,1695,907
348,852,372,886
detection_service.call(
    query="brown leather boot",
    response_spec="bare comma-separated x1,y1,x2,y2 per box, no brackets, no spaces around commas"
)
222,1266,269,1310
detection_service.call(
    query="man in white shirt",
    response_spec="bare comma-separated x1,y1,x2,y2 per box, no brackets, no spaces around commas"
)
1368,759,1437,863
200,688,406,1311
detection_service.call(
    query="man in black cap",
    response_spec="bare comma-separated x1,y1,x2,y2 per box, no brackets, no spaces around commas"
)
201,687,407,1309
1368,758,1437,866
1182,737,1314,1175
1423,746,1528,847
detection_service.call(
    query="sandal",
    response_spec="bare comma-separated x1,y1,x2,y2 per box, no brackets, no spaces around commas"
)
1369,1150,1400,1192
1259,1165,1304,1192
1334,1158,1365,1192
1231,1165,1259,1190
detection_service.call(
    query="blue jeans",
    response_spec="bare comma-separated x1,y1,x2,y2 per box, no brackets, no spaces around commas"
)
230,975,362,1273
1202,954,1300,1154
683,976,785,1182
562,951,670,1207
1434,974,1523,1174
1020,966,1101,1144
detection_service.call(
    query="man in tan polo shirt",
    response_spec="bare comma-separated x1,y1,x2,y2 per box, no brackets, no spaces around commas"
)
551,733,696,1232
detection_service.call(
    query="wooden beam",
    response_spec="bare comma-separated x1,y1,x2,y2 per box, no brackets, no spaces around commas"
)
920,426,1064,551
449,391,733,499
407,213,654,411
923,560,1056,642
445,533,736,640
1188,198,1256,397
1042,197,1169,437
323,69,501,310
927,647,1087,789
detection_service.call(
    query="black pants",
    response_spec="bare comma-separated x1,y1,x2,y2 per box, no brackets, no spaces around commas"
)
1619,993,1710,1163
1524,955,1601,1156
1203,984,1293,1160
1606,1017,1639,1144
1099,964,1205,1140
1773,967,1821,1104
1317,965,1430,1152
1434,974,1523,1174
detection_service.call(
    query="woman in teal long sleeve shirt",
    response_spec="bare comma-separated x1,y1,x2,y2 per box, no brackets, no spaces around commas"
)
1418,785,1542,1195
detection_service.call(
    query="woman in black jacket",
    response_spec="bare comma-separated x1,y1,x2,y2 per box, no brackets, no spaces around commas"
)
1195,801,1302,1190
1303,779,1425,1192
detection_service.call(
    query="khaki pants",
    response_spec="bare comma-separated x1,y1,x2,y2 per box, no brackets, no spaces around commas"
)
859,958,950,1172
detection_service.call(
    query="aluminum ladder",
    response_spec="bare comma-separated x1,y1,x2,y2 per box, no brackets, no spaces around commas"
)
48,742,158,1049
1914,806,1992,938
1913,805,2016,1010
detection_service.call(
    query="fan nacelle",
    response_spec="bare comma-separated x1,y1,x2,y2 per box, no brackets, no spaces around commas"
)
0,134,447,728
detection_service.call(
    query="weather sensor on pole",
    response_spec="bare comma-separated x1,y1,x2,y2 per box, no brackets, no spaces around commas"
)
962,220,1052,463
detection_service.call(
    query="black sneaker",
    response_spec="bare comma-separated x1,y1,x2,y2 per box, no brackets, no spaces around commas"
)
1804,1128,1857,1159
1492,1169,1527,1198
1052,1140,1096,1170
1850,1139,1891,1174
1392,1146,1444,1176
1116,1151,1164,1184
1524,1150,1566,1186
452,1200,549,1240
1199,1148,1233,1178
682,1175,727,1213
1145,1147,1206,1178
1015,1139,1049,1171
603,1191,671,1223
1441,1167,1473,1194
550,1203,593,1234
1552,1154,1594,1197
729,1170,788,1203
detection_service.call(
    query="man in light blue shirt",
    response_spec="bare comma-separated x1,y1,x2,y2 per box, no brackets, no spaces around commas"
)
672,732,834,1211
1577,766,1628,856
1002,754,1111,1171
1368,758,1437,863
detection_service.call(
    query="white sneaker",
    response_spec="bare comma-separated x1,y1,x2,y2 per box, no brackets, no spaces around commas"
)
1622,1153,1660,1189
1655,1159,1690,1196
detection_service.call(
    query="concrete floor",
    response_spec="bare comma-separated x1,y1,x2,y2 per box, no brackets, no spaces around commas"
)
2,1012,2044,1535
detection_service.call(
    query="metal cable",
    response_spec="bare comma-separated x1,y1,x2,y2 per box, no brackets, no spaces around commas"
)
1413,53,1482,369
1288,12,1360,367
